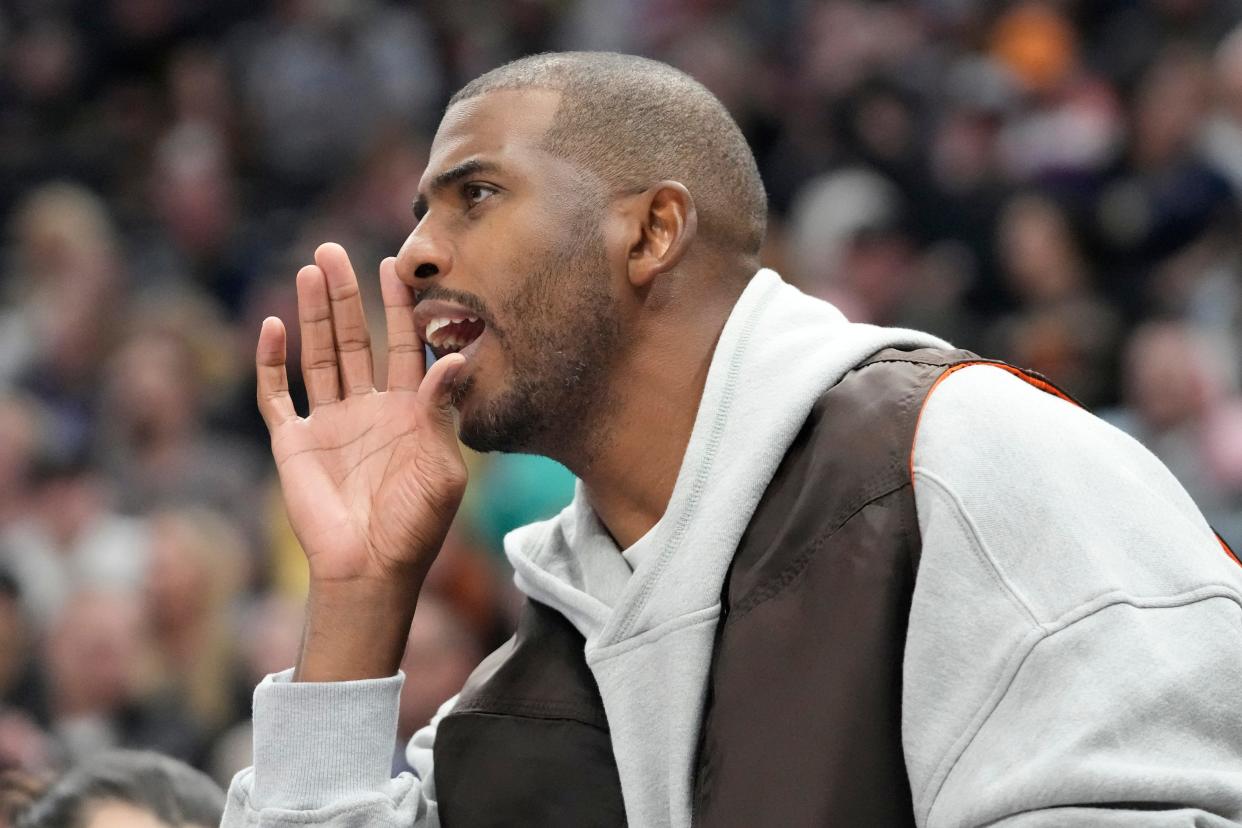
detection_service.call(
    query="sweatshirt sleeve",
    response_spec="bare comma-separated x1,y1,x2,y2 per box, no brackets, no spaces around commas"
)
905,365,1242,828
220,669,442,827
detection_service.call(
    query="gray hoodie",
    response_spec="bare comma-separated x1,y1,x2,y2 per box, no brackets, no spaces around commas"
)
224,270,1242,827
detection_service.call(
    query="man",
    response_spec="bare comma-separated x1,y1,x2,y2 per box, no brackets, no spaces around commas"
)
224,53,1242,826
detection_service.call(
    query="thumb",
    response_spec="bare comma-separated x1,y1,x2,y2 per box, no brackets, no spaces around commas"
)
415,353,466,441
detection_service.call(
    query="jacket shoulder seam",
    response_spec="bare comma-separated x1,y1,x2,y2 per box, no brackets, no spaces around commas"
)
922,589,1242,826
912,465,1043,629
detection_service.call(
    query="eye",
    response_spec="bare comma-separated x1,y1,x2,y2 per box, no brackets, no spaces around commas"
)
463,183,497,209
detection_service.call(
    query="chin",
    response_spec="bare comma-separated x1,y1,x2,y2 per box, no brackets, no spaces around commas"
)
458,413,532,455
456,387,547,456
458,423,516,455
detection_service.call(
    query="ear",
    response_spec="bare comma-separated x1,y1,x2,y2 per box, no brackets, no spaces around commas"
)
622,181,698,288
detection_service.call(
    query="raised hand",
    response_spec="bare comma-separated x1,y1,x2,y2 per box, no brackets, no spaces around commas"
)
256,242,466,680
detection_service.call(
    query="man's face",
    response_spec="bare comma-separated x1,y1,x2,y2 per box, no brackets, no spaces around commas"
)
398,89,622,456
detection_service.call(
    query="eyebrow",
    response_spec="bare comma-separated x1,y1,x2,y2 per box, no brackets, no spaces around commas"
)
412,159,499,218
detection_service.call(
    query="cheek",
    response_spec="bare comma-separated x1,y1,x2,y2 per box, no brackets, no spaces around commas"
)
471,208,610,361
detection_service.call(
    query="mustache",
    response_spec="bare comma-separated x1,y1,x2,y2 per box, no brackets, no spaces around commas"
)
413,286,490,319
413,285,505,338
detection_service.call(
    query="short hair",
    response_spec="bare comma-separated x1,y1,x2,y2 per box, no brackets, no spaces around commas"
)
449,52,767,259
16,750,225,828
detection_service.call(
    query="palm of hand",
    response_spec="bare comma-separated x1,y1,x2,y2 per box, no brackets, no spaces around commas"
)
273,390,458,583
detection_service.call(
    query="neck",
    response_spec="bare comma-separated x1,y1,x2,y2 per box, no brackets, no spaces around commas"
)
569,276,745,549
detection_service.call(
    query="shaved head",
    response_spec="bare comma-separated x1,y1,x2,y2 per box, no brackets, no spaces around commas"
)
449,51,767,260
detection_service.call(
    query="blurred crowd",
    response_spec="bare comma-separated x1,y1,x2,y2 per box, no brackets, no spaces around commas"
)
1,0,1242,792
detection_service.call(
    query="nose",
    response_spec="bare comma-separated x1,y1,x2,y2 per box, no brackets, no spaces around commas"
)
395,225,452,286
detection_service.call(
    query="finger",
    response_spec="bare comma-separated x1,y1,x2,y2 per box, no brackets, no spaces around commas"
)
414,353,465,442
297,264,341,409
380,256,425,392
315,242,374,396
256,316,297,430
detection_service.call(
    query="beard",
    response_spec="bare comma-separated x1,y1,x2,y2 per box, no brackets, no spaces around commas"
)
456,220,622,461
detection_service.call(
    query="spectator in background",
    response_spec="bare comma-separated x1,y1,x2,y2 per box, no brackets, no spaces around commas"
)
1108,320,1242,547
991,1,1123,183
1095,43,1232,310
144,508,250,739
12,749,224,828
785,167,910,322
987,192,1122,406
96,323,261,519
231,0,443,200
1,184,124,452
1,457,149,633
327,135,432,257
140,124,252,315
922,59,1014,311
45,590,203,768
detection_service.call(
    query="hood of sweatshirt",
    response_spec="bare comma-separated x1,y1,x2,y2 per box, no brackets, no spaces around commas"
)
503,268,949,826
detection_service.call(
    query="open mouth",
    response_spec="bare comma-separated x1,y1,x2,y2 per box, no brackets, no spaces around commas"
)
423,314,486,360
